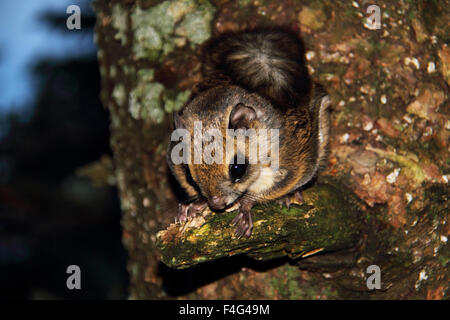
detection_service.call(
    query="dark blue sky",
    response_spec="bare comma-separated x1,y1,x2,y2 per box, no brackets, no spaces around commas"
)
0,0,96,112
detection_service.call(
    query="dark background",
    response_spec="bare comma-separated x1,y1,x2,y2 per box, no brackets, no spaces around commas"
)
0,0,128,299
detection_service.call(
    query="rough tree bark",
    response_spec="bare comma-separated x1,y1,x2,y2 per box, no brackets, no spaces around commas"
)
93,0,448,299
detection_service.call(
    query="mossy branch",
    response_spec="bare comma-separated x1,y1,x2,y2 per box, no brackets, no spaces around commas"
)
157,183,362,269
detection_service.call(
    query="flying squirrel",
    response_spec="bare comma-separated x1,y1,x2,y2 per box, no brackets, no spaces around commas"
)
167,28,331,238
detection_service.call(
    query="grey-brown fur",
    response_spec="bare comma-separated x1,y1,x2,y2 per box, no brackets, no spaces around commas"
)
200,28,311,108
168,29,330,238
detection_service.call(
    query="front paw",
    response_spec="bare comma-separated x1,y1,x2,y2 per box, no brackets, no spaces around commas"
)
176,199,207,223
232,210,253,238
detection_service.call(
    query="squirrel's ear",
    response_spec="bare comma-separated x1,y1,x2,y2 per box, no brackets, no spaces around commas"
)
173,112,185,129
229,103,256,129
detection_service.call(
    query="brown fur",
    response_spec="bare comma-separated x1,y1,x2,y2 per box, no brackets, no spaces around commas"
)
167,29,330,238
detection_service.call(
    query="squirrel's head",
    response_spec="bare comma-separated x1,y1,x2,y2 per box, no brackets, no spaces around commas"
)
172,94,279,211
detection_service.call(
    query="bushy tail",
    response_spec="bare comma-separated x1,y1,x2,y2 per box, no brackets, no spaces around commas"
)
201,28,311,108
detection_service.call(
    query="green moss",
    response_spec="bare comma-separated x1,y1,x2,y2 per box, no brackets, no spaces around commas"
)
439,254,449,267
121,63,136,78
112,83,127,107
129,80,165,122
269,263,338,299
127,1,215,122
164,90,191,113
367,146,427,188
131,2,172,60
175,3,216,46
111,4,128,46
131,0,215,61
157,182,362,269
269,264,303,299
128,66,191,122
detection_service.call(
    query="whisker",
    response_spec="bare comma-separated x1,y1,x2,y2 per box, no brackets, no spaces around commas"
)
234,190,271,207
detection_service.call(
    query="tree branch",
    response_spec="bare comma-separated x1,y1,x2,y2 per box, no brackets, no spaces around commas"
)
157,182,362,269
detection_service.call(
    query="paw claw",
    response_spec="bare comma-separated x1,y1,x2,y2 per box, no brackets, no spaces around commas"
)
232,212,243,226
294,190,304,204
176,199,207,223
232,210,253,238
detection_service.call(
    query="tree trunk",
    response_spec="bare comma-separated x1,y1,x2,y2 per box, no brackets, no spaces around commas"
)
93,0,449,299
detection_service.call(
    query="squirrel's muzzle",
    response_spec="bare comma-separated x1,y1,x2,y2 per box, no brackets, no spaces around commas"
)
208,195,232,210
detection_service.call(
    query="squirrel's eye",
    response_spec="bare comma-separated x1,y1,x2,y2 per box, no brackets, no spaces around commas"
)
229,157,247,183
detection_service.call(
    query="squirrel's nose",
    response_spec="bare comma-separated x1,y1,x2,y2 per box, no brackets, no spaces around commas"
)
208,196,228,210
